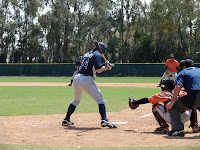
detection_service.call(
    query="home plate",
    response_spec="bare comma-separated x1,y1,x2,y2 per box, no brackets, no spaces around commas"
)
112,122,128,124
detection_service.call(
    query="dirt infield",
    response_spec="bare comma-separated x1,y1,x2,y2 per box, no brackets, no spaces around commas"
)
0,82,158,88
0,82,200,147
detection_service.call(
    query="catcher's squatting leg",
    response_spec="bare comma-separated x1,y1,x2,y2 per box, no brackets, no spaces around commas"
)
130,98,168,128
152,104,168,127
152,103,192,124
190,108,199,127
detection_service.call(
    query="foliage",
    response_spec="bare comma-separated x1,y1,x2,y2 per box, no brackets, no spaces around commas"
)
1,0,200,63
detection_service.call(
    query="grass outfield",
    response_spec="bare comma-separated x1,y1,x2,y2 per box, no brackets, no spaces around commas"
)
0,86,160,116
0,76,161,83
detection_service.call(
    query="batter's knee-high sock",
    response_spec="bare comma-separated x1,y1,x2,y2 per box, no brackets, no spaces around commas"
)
64,103,76,121
70,79,73,84
99,104,107,121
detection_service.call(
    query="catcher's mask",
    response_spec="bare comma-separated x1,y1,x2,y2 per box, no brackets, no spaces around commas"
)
179,59,194,71
160,79,175,91
94,42,107,54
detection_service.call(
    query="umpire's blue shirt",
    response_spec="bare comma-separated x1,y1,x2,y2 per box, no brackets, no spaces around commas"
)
176,67,200,93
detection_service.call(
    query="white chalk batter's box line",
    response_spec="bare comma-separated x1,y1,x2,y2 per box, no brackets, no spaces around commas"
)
108,113,153,124
133,113,152,120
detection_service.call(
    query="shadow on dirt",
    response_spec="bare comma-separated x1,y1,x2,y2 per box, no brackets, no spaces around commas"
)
163,131,200,139
64,126,101,131
124,129,137,133
164,135,200,139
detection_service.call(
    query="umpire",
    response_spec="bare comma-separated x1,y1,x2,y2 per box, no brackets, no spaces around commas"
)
166,59,200,137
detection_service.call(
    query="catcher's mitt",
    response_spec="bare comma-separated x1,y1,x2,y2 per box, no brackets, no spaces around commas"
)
129,97,139,110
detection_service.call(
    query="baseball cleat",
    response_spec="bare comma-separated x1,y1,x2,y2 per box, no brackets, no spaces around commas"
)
62,120,74,126
191,126,200,133
154,126,169,134
101,120,117,128
168,130,184,137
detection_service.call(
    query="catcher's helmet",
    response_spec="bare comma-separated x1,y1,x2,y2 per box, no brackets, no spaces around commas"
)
161,79,175,91
95,42,107,54
79,56,83,59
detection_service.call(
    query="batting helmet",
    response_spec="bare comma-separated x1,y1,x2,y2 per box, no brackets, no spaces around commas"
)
94,42,107,54
160,79,175,91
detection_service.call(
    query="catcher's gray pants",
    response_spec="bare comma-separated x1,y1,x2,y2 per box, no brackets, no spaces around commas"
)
161,71,177,81
71,73,105,107
168,91,200,131
154,104,191,124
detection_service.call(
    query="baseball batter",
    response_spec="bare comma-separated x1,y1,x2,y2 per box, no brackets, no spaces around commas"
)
129,79,199,134
157,54,179,87
68,56,83,86
62,42,116,128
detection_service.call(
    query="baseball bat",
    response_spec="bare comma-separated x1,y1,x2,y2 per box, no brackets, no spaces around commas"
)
94,40,108,63
94,40,115,69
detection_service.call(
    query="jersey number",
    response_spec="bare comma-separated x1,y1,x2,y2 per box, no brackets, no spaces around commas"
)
79,57,89,70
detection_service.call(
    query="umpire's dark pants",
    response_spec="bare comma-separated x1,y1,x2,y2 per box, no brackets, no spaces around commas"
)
168,91,200,131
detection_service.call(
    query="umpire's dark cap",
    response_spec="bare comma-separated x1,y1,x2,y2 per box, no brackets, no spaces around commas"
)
180,59,194,68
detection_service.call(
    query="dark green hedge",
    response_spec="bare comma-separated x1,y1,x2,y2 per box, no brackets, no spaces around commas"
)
0,63,199,77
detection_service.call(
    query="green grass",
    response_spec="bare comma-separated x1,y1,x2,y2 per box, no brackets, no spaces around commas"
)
0,86,160,116
0,76,161,83
0,76,69,82
0,144,200,150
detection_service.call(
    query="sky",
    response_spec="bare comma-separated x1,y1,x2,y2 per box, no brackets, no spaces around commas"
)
141,0,152,4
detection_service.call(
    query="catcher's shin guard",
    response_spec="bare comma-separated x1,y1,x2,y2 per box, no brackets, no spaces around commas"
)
190,108,198,126
152,105,168,127
189,108,200,132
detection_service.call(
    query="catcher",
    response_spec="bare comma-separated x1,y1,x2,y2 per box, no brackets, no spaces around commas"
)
129,78,200,133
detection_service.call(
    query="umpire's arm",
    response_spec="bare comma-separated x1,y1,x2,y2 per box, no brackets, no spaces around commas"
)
166,84,182,109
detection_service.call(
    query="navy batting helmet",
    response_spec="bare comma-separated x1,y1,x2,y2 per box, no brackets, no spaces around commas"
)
160,79,175,91
95,42,107,54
